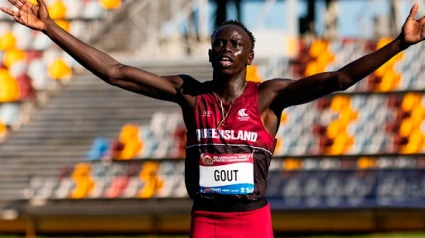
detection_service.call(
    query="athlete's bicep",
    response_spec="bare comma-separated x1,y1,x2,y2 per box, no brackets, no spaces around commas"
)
273,72,342,109
258,78,294,113
107,64,190,103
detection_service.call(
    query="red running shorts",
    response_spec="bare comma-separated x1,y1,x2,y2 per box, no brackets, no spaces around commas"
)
190,203,273,238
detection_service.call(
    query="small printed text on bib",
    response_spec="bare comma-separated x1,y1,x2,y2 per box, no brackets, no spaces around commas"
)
199,153,254,195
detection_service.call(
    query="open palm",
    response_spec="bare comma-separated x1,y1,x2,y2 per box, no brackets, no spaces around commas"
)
0,0,49,31
401,3,425,46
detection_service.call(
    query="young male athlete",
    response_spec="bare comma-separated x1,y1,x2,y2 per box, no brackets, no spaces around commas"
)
2,0,425,237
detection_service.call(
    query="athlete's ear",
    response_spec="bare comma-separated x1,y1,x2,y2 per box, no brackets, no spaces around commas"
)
208,49,212,62
246,52,254,65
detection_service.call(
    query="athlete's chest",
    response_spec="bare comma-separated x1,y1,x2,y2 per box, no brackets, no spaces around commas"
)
193,95,264,142
195,94,258,126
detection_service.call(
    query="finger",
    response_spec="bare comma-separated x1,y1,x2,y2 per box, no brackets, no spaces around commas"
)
36,0,46,7
17,0,27,5
0,7,15,16
13,15,23,24
8,0,23,9
408,3,419,20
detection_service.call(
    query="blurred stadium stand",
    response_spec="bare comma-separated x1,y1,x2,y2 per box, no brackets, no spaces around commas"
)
0,61,216,199
1,0,425,236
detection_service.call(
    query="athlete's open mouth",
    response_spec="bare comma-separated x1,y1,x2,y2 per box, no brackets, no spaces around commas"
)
217,55,233,67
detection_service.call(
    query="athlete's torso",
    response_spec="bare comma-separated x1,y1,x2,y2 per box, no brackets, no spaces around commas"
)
184,81,276,209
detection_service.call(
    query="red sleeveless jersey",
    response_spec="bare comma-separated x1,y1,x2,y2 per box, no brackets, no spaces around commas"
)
185,81,276,206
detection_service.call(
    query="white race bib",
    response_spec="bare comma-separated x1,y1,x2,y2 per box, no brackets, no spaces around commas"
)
199,153,254,195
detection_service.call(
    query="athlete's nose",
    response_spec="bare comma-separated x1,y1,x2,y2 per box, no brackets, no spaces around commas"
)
222,40,233,53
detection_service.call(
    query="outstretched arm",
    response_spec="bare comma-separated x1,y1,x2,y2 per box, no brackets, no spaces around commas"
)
1,0,190,103
265,3,425,110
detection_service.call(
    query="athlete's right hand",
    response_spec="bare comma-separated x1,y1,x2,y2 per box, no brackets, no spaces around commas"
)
1,0,50,31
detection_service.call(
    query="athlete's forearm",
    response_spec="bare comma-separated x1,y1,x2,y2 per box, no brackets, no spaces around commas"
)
336,36,407,89
43,19,120,83
273,37,407,108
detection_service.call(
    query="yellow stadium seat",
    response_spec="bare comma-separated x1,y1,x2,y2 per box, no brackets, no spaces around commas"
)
334,132,353,152
116,140,142,160
394,52,404,62
374,64,389,77
315,60,327,73
0,32,17,51
309,39,327,58
326,120,343,139
386,55,400,67
326,143,344,155
3,49,26,68
376,75,392,92
422,134,425,151
119,124,140,143
48,0,67,20
70,163,94,199
0,121,6,137
339,108,357,125
376,37,392,50
115,124,143,160
47,58,72,80
399,118,415,137
0,69,20,102
246,65,263,82
326,135,352,155
401,132,423,154
411,105,425,125
402,93,422,112
305,61,319,76
357,157,376,169
72,163,90,178
305,40,334,77
317,50,335,66
391,72,401,89
138,162,163,198
330,95,350,112
283,158,302,171
99,0,122,9
55,20,70,32
377,71,400,92
71,179,94,199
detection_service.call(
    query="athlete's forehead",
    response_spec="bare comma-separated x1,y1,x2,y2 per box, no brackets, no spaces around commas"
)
211,25,250,42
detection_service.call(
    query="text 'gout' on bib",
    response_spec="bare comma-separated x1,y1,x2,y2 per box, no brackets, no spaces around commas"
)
199,153,254,195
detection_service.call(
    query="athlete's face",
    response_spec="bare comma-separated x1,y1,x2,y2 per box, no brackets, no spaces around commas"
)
209,25,254,74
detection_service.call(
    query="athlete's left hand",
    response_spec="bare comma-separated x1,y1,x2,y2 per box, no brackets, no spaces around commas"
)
400,3,425,47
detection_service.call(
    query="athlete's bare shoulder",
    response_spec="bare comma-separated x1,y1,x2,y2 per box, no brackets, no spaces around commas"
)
258,78,295,112
173,75,211,95
170,74,212,108
258,78,295,93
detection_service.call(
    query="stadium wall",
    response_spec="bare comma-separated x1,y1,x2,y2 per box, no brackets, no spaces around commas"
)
1,200,425,236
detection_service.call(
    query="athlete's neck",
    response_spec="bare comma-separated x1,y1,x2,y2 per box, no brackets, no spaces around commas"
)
212,71,247,103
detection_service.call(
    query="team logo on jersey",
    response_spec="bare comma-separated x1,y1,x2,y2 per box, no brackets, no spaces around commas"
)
202,111,212,117
237,108,249,121
201,154,214,165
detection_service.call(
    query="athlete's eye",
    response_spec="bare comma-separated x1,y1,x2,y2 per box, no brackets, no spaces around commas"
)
231,40,242,48
213,39,225,48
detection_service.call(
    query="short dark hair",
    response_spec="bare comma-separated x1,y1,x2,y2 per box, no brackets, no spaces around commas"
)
211,20,256,52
